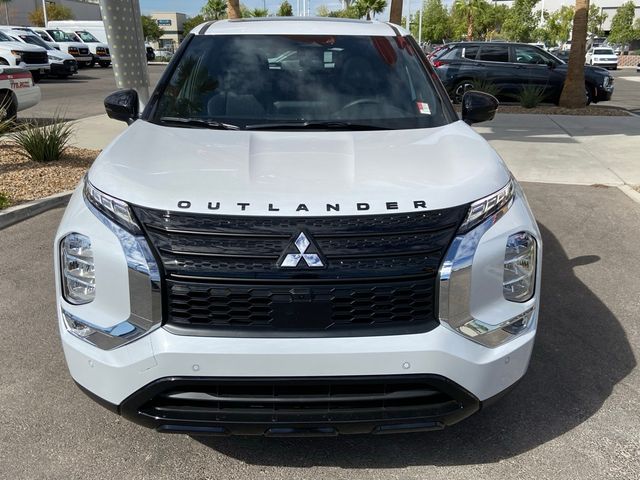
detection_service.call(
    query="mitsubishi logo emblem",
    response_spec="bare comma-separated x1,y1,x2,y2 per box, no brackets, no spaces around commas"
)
278,232,325,268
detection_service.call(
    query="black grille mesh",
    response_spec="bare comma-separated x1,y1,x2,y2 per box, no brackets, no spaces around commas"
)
132,206,467,336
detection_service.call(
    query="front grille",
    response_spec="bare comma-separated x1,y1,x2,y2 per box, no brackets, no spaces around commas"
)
79,47,90,55
22,51,48,65
133,207,467,336
121,375,479,435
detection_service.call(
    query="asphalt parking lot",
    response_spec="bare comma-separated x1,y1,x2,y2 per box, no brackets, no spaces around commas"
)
1,183,638,480
25,65,166,120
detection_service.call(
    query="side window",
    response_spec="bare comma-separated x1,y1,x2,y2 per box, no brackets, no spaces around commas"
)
461,45,479,59
478,45,509,63
440,47,462,60
514,46,550,65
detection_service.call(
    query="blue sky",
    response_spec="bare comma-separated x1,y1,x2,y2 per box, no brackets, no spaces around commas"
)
140,0,346,17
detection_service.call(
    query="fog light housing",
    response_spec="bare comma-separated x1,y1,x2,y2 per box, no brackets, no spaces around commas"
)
60,233,95,304
503,232,537,302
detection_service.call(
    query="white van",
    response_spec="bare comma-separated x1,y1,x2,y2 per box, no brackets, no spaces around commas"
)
48,20,108,45
65,30,111,68
30,28,93,67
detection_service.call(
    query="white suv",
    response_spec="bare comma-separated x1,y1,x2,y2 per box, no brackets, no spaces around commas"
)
55,19,541,436
0,29,49,81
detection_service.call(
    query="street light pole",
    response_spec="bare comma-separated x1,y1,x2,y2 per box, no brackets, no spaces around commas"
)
42,0,48,27
406,0,411,31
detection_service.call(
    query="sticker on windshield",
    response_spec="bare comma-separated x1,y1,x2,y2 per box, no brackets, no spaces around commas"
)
417,102,431,115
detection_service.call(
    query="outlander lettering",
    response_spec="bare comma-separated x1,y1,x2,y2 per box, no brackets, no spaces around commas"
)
55,18,541,436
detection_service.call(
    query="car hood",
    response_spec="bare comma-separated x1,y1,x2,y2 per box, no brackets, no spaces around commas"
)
0,41,45,52
555,63,611,78
88,119,511,216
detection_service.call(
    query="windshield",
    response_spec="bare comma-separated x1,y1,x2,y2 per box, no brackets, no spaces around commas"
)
153,35,451,130
48,30,75,42
16,33,53,50
76,31,99,42
594,48,614,55
0,31,13,42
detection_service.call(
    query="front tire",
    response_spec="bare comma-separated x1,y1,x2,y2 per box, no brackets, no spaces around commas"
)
88,58,96,68
98,61,111,68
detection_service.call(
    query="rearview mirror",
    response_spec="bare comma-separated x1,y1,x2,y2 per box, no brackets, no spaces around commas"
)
461,91,498,125
105,89,139,125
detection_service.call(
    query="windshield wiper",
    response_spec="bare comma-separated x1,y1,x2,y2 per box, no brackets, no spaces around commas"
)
159,117,240,130
244,121,390,131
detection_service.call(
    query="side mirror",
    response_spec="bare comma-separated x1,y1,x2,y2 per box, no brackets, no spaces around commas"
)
461,91,498,125
105,89,139,125
547,60,556,69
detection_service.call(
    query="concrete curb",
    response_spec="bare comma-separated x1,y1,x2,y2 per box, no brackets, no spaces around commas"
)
618,185,640,205
0,191,72,230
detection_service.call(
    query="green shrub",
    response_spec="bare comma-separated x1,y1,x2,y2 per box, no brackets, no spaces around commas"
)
470,78,502,98
0,192,10,210
518,85,547,109
11,117,75,163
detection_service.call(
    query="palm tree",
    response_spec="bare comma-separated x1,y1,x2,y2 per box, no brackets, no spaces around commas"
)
389,0,402,25
559,0,589,108
202,0,227,20
454,0,485,41
227,0,241,19
355,0,387,20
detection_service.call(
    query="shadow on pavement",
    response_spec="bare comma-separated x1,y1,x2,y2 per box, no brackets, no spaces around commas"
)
193,223,636,467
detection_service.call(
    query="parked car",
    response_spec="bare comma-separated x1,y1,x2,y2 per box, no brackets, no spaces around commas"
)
0,65,40,120
433,42,614,104
0,30,49,82
66,30,111,68
586,47,618,70
30,28,93,67
55,18,542,436
2,29,78,79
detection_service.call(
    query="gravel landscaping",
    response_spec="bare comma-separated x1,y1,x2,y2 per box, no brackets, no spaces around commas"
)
0,144,99,209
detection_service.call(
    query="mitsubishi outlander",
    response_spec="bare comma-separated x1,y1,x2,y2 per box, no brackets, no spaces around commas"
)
54,18,541,436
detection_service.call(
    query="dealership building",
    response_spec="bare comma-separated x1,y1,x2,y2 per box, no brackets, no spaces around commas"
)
1,0,102,26
150,12,187,51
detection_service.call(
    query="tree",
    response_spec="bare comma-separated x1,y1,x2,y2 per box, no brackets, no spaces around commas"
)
248,7,269,17
389,0,403,25
354,0,387,19
542,5,574,46
227,0,242,19
28,4,75,27
588,4,607,36
418,0,450,42
203,0,227,20
327,6,363,18
559,0,589,108
277,1,293,16
316,5,330,16
183,14,206,34
451,0,489,40
608,1,637,45
501,0,540,42
141,15,163,42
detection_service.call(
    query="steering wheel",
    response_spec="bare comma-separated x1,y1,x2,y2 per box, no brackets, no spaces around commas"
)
339,98,384,111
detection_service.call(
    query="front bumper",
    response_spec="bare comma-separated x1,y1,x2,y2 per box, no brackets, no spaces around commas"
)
50,61,78,75
56,180,541,434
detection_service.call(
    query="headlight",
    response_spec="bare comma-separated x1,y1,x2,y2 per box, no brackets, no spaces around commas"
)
68,47,79,54
49,55,63,62
458,179,514,234
84,180,141,234
438,181,538,348
60,233,95,304
60,178,163,350
503,232,537,302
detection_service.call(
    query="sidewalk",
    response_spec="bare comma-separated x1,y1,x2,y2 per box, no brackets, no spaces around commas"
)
73,113,640,187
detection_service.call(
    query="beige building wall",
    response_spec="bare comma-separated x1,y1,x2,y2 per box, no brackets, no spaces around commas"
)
150,12,187,51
